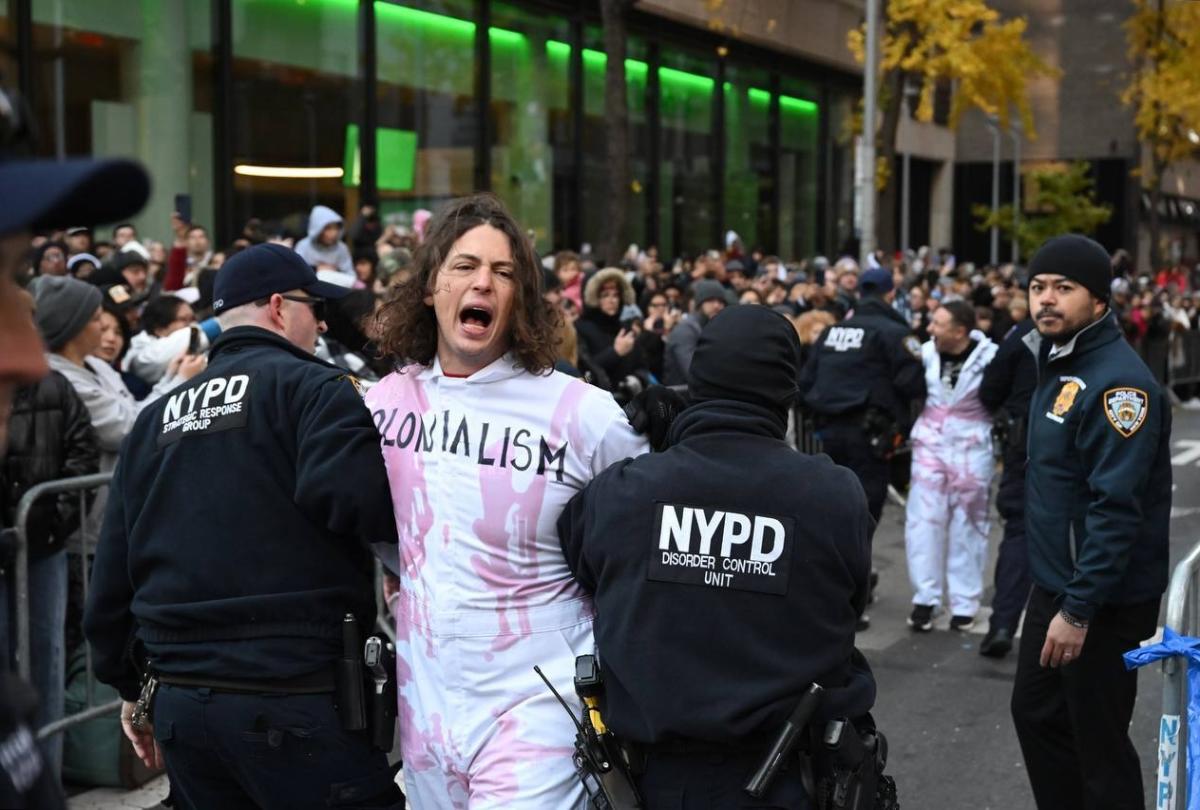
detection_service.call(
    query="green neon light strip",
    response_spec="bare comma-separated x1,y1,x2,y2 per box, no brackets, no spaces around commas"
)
373,2,527,49
734,84,819,116
547,40,648,83
547,40,718,95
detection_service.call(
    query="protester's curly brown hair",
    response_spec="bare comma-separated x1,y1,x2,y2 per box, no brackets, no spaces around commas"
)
370,194,557,374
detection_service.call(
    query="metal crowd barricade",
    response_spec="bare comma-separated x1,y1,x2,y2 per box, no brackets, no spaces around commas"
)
11,472,120,739
1169,330,1200,390
1159,541,1200,809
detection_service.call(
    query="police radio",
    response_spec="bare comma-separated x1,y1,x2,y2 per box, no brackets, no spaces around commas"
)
534,661,643,810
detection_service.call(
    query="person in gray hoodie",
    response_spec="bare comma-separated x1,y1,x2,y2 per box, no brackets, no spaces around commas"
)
294,204,354,276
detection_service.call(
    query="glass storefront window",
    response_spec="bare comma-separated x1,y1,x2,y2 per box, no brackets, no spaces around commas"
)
30,0,212,236
489,3,569,254
779,77,820,260
658,48,716,261
577,28,648,259
723,65,773,254
231,0,358,235
375,0,478,231
826,88,857,258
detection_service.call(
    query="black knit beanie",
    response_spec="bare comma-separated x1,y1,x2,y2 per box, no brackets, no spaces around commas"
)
1027,234,1111,301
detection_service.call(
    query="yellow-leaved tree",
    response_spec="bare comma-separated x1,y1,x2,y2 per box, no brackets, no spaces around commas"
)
848,0,1055,253
1122,0,1200,271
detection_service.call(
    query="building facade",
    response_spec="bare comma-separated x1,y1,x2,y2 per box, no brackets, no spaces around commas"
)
0,0,868,261
952,0,1200,268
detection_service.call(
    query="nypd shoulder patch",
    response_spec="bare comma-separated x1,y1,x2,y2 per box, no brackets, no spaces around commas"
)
904,336,922,358
1103,387,1148,438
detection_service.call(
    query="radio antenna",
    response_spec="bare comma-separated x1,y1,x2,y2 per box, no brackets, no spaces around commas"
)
534,666,587,736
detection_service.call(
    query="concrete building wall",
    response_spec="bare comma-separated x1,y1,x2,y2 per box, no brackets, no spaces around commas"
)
955,0,1135,166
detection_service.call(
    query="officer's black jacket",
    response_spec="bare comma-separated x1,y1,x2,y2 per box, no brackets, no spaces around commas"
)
558,399,875,745
1025,312,1171,620
84,327,398,700
979,319,1037,419
798,296,926,434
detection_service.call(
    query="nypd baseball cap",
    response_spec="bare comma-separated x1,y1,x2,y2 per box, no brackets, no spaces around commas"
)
860,267,894,294
212,242,351,314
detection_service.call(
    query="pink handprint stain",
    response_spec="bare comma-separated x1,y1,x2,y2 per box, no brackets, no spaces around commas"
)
469,380,591,658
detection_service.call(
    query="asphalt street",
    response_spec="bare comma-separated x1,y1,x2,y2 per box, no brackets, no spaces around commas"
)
69,407,1200,810
859,406,1200,810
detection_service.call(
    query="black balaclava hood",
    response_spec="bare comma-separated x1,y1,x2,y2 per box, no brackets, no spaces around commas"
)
687,305,801,421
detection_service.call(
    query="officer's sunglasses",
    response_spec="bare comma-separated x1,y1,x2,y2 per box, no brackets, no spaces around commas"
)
278,294,327,322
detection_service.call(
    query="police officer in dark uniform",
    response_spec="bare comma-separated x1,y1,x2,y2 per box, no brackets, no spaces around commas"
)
558,306,876,808
84,244,405,810
799,267,925,630
1011,235,1171,810
977,316,1037,657
798,267,925,525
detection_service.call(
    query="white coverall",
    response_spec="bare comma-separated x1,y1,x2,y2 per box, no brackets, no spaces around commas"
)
365,355,648,809
904,331,998,617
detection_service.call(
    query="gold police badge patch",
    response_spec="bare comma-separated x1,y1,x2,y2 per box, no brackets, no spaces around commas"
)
1052,380,1081,417
1104,387,1148,438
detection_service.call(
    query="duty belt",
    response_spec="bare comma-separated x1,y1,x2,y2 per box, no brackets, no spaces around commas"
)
157,668,336,695
636,731,777,757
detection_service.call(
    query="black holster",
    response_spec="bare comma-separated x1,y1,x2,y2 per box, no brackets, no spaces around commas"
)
366,640,398,753
809,718,899,810
862,408,901,461
335,614,367,732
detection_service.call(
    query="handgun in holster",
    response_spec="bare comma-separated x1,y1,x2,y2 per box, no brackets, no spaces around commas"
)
572,655,643,810
364,635,397,753
811,718,899,810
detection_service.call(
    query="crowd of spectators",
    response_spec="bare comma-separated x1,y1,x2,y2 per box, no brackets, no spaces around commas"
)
3,197,1200,789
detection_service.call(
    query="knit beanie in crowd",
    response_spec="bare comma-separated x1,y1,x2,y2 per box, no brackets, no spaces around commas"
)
688,305,801,417
691,279,726,306
1027,234,1111,301
30,275,102,351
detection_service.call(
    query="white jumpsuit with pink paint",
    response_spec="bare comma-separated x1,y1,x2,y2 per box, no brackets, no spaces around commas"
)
365,355,648,809
904,331,998,618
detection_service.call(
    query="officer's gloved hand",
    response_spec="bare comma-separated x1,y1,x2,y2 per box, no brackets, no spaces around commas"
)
623,385,687,452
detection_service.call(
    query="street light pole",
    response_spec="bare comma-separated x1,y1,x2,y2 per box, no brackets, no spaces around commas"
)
1011,121,1022,264
861,0,880,266
987,115,1000,266
900,79,919,255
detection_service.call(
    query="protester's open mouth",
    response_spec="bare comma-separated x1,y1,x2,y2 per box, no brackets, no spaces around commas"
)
459,304,494,338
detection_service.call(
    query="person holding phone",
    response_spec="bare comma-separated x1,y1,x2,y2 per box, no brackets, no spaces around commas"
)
121,295,218,387
575,267,655,391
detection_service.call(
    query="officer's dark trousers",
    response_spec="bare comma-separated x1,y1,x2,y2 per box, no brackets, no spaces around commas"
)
817,423,888,527
638,748,811,810
1011,586,1159,810
988,450,1031,634
153,685,403,810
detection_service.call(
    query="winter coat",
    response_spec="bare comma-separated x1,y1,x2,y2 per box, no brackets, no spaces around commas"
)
1024,312,1171,619
123,326,209,386
0,372,99,558
575,307,650,389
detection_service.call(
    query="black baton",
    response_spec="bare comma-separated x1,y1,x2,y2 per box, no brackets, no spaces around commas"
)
744,683,824,799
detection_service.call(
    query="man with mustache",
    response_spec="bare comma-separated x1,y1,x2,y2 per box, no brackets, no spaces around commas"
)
1011,234,1171,810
